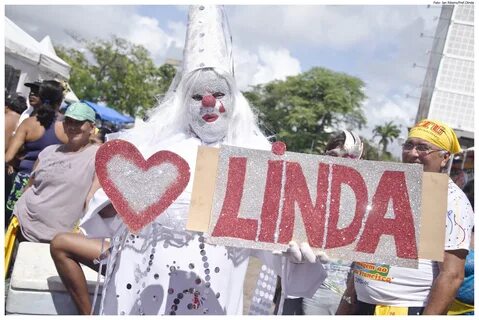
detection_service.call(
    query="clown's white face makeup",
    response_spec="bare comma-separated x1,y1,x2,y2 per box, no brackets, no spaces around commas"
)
187,70,233,143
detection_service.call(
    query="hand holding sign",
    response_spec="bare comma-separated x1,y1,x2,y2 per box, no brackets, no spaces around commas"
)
278,241,330,264
95,140,190,234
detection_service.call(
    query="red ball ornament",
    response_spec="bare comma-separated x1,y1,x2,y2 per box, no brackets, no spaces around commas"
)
272,141,287,155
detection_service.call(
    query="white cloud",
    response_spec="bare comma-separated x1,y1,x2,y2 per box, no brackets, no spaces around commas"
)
232,47,260,90
233,46,301,90
226,5,438,147
166,20,187,48
125,15,178,64
6,6,133,46
228,6,436,51
361,86,420,157
252,47,301,86
5,5,184,65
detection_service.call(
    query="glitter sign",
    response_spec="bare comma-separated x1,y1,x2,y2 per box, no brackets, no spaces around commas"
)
198,145,437,267
96,140,190,234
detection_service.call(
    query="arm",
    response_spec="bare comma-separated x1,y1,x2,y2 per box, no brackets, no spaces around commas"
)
84,173,101,210
336,263,359,315
5,113,18,151
422,249,467,315
84,171,117,218
22,158,39,193
5,121,28,163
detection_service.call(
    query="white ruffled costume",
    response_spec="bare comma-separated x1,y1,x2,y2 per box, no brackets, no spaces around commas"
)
79,5,326,315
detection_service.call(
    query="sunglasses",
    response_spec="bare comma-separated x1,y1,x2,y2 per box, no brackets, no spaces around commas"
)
402,142,444,155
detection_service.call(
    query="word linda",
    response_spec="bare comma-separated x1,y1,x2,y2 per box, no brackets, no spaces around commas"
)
211,157,418,259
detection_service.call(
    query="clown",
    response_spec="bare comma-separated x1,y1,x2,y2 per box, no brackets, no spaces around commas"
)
74,6,327,315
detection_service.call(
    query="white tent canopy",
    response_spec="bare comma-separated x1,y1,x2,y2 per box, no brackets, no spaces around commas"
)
5,17,71,96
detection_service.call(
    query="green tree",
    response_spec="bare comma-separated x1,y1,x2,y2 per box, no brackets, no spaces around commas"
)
243,67,366,154
361,138,379,160
56,37,176,118
372,121,401,155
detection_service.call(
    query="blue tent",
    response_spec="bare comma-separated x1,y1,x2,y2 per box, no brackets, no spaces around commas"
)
81,100,135,124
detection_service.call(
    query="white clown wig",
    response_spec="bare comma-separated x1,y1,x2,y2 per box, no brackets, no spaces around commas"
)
117,67,271,157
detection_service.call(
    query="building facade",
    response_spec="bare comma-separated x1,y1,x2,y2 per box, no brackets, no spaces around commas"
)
416,5,474,148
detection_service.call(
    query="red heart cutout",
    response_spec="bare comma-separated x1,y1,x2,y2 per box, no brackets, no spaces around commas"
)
95,139,190,234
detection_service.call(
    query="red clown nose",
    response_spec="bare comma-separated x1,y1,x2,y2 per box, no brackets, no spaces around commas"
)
202,95,216,108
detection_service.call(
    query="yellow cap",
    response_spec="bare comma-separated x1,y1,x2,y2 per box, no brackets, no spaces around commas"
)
408,119,461,154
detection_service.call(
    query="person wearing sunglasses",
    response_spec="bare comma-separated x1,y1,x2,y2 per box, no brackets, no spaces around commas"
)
16,81,44,125
25,82,42,110
338,119,473,315
401,141,450,171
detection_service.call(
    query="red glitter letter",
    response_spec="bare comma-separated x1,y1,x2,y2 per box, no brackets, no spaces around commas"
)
211,157,258,240
278,162,329,246
325,164,368,249
355,171,417,259
258,160,284,242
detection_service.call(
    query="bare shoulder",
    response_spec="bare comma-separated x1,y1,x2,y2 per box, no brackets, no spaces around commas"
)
19,116,35,125
15,117,36,132
5,112,19,125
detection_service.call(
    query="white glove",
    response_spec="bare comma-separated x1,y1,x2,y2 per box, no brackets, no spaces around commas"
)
284,241,330,264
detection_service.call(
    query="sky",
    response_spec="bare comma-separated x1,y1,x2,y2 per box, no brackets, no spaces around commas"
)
4,3,442,156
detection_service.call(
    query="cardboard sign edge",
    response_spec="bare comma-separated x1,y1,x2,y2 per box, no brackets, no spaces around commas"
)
186,146,219,232
418,172,448,262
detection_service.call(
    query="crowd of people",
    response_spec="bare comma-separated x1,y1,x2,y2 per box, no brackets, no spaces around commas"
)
4,5,474,316
3,82,111,270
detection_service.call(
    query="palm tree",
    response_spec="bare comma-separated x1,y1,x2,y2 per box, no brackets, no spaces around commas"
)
373,121,401,155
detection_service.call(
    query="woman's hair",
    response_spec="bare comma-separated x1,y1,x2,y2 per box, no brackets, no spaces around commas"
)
5,93,28,115
325,131,346,152
36,80,64,128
